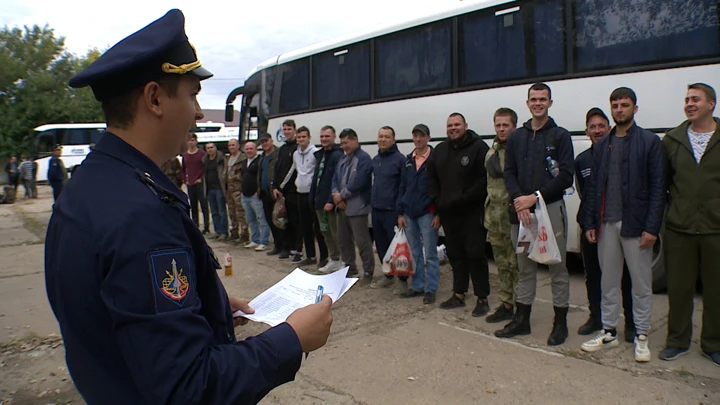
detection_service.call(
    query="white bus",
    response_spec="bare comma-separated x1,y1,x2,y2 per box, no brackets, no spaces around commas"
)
225,0,719,284
32,122,239,181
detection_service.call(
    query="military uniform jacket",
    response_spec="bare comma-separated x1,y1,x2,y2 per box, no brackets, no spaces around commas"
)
44,133,302,405
226,152,247,194
484,140,511,234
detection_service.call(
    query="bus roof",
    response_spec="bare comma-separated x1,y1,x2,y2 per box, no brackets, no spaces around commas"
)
246,0,509,77
34,121,228,132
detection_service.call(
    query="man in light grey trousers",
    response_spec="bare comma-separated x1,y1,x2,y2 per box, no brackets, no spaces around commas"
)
332,128,375,284
580,87,666,362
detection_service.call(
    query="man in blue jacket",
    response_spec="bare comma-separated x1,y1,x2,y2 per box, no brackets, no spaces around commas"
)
580,87,666,363
370,126,408,293
397,124,440,304
47,145,68,202
44,10,333,404
498,83,574,346
332,128,374,283
310,125,344,273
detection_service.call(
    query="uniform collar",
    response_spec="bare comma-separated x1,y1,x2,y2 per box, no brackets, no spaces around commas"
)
93,132,188,203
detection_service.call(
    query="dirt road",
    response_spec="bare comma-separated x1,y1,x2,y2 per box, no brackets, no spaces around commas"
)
0,186,717,404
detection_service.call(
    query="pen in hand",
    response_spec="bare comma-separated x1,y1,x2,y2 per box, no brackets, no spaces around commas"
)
305,285,324,360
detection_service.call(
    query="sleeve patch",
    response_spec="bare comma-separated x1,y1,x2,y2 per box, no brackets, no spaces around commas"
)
147,248,196,313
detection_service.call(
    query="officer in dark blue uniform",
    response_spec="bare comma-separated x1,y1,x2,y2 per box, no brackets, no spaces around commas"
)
44,9,333,405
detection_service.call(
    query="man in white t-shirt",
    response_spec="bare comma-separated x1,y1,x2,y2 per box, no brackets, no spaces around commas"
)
660,83,720,367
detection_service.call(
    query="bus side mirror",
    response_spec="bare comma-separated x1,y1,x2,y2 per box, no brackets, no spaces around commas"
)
225,104,234,122
249,106,258,118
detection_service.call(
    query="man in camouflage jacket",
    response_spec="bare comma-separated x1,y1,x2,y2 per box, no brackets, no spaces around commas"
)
225,139,248,242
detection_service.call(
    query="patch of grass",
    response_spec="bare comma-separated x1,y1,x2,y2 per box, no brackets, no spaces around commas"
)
20,215,46,242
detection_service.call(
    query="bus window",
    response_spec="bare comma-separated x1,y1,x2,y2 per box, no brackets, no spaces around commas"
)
573,0,720,71
313,41,371,107
65,129,90,145
90,129,104,144
533,0,566,76
279,58,310,114
37,131,56,155
375,20,452,98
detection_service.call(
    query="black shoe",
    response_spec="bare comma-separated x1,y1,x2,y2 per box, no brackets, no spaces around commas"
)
401,289,423,298
577,316,603,335
547,306,569,346
624,325,637,343
486,304,514,324
439,294,466,309
358,273,373,285
291,253,303,263
266,248,281,256
702,351,720,367
495,302,532,338
202,229,210,235
472,298,490,317
658,346,689,361
423,292,436,304
347,268,359,277
278,251,290,260
298,257,316,266
317,257,329,269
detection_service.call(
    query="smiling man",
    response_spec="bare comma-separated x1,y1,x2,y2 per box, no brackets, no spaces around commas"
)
44,9,333,405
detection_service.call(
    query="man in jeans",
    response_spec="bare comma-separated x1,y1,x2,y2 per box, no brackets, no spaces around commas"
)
581,87,666,362
273,120,300,261
311,126,344,273
332,129,374,283
182,134,210,233
202,142,228,240
370,126,407,294
397,124,440,304
660,83,720,366
241,140,270,251
257,133,282,255
499,83,574,346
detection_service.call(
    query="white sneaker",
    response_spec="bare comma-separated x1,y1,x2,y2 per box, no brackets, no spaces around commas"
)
254,244,268,251
634,334,651,362
319,259,342,274
581,330,620,352
244,242,259,249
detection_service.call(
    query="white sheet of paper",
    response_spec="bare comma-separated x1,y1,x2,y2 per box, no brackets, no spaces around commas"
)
233,266,353,327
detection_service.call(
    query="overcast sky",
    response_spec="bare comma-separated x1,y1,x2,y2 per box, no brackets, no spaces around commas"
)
1,0,485,111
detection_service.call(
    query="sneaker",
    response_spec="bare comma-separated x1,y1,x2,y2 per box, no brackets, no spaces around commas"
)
486,304,514,324
244,241,259,249
298,257,317,266
393,278,408,295
423,292,436,305
291,253,303,263
371,277,394,289
658,346,689,361
702,351,720,367
581,330,620,353
278,251,290,260
439,294,466,309
319,259,342,274
401,290,423,298
634,334,651,362
472,298,490,317
317,257,329,269
254,244,268,252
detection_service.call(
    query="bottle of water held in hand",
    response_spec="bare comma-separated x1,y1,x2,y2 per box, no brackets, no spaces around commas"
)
545,156,575,196
224,250,233,276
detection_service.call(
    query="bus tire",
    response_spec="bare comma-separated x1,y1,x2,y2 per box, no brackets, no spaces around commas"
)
651,234,667,294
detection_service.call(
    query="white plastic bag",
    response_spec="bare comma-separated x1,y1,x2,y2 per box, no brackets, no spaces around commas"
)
516,213,537,254
528,192,562,265
382,229,416,277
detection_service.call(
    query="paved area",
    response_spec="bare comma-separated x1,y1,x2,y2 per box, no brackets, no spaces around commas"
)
0,185,717,404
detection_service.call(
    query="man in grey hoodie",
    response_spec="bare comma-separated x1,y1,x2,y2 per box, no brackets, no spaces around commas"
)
280,126,328,266
332,129,374,283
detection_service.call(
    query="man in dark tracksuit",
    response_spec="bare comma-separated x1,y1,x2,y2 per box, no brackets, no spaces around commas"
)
498,83,574,346
273,120,300,261
427,113,491,317
370,126,407,294
575,108,635,339
48,145,69,202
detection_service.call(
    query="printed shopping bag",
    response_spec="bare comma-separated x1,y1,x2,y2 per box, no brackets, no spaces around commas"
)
528,192,562,265
382,229,416,277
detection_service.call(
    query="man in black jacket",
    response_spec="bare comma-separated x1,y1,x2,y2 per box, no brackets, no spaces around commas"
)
427,113,490,316
498,82,574,346
575,108,635,339
310,125,344,273
580,87,665,363
272,119,300,260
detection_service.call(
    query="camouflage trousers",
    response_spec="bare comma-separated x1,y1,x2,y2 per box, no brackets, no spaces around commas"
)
488,230,518,306
227,190,249,241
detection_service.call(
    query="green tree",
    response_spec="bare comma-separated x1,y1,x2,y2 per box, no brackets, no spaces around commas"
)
0,24,104,157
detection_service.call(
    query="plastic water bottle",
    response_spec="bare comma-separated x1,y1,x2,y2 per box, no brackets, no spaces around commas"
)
320,212,329,233
545,156,575,196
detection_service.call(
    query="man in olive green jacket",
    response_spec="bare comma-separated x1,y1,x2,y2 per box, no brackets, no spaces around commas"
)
659,83,720,367
484,108,519,324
